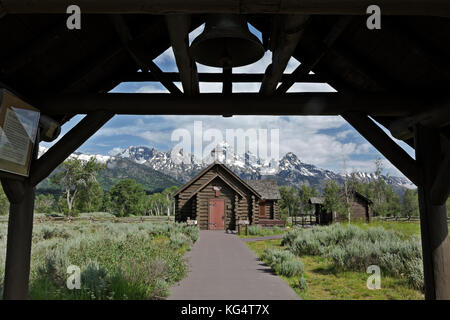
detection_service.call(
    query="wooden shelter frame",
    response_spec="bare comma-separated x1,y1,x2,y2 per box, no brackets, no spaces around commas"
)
0,1,449,300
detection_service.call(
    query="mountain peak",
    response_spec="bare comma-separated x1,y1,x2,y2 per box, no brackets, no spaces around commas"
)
115,146,158,164
45,144,414,193
281,152,301,164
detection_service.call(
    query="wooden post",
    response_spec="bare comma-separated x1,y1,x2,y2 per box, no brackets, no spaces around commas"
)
1,135,39,300
1,111,111,300
1,180,35,300
415,125,450,300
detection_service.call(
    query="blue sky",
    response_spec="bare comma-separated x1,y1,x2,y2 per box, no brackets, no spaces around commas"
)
41,24,415,178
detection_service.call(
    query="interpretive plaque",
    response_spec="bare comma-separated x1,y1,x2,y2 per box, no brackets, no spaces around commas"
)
0,89,40,177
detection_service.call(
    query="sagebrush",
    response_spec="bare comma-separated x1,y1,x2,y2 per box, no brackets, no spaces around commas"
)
282,224,424,290
1,221,198,300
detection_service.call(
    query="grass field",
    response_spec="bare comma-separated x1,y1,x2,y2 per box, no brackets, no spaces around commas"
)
246,221,430,300
238,225,287,238
0,220,198,300
0,219,443,300
247,239,423,300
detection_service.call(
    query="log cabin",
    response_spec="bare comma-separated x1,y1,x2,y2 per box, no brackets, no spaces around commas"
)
309,191,373,224
174,162,282,230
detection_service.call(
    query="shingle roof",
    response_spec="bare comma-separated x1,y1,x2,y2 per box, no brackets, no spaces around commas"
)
246,180,281,200
174,162,262,198
354,191,373,204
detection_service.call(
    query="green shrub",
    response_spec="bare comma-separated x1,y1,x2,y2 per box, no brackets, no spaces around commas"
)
80,261,109,299
261,248,295,269
27,221,194,300
261,248,305,280
36,226,71,241
298,275,308,291
151,279,170,299
276,258,305,277
404,258,424,291
182,225,199,243
283,224,423,290
170,232,189,249
248,225,263,235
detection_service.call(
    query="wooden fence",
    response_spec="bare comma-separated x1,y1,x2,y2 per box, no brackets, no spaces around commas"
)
373,216,450,223
0,215,175,224
287,215,450,225
289,215,317,226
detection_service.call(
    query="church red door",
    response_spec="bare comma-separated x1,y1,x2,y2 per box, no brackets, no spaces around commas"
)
209,199,224,230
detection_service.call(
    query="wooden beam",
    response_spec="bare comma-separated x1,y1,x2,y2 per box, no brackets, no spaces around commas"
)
415,125,450,300
342,112,419,185
223,68,232,95
389,102,450,140
330,44,393,91
276,16,353,94
1,0,449,16
260,15,310,95
29,111,114,186
60,16,168,94
39,93,432,117
141,60,183,95
383,20,450,81
0,3,5,18
116,72,324,83
0,171,26,182
375,116,416,149
431,147,450,205
166,14,199,96
110,14,182,95
2,21,68,76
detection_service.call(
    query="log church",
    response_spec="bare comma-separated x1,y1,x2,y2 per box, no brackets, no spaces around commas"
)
174,162,282,230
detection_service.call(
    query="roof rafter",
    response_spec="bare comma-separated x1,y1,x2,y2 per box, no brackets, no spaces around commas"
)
383,19,450,81
166,14,199,96
342,112,419,185
58,16,169,95
276,16,353,94
116,72,324,83
260,15,310,95
110,14,182,95
29,110,114,187
1,20,68,76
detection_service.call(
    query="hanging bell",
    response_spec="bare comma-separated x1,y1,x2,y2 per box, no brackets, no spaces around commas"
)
190,14,265,68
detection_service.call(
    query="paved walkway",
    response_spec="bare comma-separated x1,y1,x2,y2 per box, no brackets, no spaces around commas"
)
168,230,299,300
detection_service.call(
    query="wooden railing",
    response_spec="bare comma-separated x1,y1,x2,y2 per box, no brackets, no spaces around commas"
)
287,215,450,224
0,215,175,224
290,214,317,226
373,216,450,223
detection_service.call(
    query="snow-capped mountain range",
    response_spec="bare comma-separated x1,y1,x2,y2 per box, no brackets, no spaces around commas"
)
38,144,415,192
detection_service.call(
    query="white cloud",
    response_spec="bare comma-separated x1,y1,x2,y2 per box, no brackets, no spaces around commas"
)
108,147,124,156
95,115,362,171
